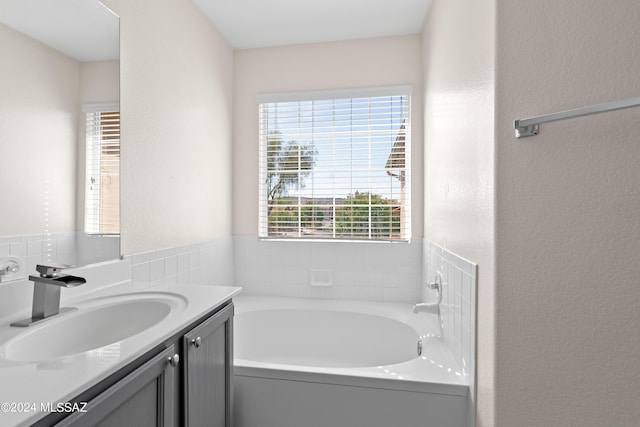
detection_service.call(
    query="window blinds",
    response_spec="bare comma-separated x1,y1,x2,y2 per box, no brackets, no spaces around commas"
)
258,89,411,241
85,107,120,235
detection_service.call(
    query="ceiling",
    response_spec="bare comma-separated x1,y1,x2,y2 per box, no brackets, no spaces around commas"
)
192,0,432,50
0,0,430,60
0,0,118,62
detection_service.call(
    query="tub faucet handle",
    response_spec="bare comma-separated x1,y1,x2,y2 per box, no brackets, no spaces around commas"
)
426,272,443,304
413,272,443,315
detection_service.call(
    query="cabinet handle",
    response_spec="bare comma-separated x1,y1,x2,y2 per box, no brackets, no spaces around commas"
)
191,337,202,348
167,354,180,368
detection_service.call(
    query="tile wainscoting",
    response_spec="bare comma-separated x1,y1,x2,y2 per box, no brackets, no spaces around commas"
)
0,232,119,282
127,236,234,287
423,240,478,415
233,236,423,303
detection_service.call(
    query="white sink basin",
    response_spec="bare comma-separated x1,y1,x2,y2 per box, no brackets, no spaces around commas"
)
1,292,187,362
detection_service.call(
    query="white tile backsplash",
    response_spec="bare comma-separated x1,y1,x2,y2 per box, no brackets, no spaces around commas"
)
1,233,74,283
233,236,423,303
0,232,120,275
127,237,234,287
423,239,477,407
132,261,150,282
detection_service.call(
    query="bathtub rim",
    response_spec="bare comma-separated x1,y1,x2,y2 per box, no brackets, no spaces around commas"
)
233,295,469,398
234,363,469,397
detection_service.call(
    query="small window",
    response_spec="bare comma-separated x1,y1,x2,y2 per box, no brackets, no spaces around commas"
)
258,87,411,241
84,104,120,235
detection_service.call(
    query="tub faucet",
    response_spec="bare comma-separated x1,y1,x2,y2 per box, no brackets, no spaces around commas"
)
412,301,440,314
10,264,86,327
412,273,442,315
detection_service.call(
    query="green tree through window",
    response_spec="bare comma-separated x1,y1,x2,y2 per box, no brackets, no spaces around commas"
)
334,192,400,239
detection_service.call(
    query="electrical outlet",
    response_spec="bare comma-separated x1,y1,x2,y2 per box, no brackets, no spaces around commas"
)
310,269,333,287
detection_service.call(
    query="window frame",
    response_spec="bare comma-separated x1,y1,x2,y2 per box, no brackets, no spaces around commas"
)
83,102,120,236
257,86,412,243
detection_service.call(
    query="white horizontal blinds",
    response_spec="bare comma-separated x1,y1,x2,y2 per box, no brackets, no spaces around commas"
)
259,90,411,241
85,109,120,235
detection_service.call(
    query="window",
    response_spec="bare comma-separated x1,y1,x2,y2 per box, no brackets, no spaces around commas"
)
258,87,411,241
84,104,120,235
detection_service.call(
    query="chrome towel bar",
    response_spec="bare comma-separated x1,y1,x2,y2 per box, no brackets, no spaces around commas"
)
514,96,640,138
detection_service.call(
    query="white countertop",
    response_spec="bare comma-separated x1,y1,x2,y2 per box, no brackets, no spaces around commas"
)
0,282,241,427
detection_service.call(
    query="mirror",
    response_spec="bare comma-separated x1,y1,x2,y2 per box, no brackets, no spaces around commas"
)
0,0,120,275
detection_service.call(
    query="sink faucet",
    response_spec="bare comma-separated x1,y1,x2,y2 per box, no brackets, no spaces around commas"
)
10,264,86,327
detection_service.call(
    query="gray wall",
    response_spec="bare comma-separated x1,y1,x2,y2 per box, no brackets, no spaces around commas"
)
495,1,640,425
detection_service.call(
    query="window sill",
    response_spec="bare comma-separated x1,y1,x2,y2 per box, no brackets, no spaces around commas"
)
258,237,410,244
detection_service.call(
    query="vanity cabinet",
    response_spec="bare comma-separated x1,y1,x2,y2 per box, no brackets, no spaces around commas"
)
53,346,177,427
183,302,233,427
39,300,234,427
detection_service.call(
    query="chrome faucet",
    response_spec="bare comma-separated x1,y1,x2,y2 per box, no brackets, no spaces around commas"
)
412,273,442,315
412,301,440,314
10,264,86,327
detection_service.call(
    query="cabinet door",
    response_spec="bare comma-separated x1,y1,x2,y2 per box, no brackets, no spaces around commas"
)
54,345,178,427
183,303,233,427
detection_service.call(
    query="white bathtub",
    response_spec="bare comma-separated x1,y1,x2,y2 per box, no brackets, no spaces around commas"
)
233,296,470,427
